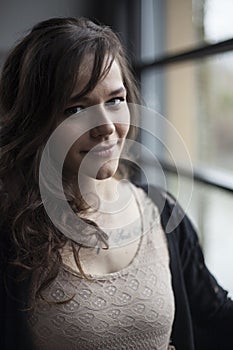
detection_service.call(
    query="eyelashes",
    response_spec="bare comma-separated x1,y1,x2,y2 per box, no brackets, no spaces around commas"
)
105,97,125,106
64,105,83,116
64,97,126,116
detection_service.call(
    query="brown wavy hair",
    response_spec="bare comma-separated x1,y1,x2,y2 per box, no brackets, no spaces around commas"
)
0,17,140,306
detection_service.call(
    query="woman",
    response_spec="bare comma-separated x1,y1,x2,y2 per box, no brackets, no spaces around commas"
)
0,17,232,350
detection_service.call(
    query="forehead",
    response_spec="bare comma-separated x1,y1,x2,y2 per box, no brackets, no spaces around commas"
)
72,57,124,99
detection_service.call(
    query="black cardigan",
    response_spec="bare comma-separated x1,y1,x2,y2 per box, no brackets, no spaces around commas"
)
143,185,233,350
1,185,233,349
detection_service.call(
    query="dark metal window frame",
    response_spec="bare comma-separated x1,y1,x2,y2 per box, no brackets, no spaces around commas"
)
134,39,233,194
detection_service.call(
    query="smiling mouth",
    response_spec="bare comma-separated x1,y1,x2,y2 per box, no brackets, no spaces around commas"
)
81,141,118,157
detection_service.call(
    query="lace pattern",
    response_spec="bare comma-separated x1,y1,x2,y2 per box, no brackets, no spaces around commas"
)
27,185,175,350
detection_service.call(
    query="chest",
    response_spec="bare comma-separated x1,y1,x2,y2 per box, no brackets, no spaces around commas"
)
79,238,142,275
65,187,143,276
28,229,175,350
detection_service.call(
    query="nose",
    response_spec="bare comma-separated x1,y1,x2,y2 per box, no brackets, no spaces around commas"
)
90,107,116,138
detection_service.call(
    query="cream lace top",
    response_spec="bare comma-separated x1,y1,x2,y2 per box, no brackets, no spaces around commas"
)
27,186,175,349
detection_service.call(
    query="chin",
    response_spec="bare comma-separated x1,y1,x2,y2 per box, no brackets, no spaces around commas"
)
95,171,114,180
95,160,119,180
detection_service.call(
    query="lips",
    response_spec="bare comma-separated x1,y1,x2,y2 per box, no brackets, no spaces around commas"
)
81,141,118,157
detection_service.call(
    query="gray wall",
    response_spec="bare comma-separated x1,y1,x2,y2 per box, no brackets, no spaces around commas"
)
0,0,84,49
0,0,141,67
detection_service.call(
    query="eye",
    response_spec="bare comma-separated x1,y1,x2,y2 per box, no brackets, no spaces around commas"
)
64,105,83,116
105,97,125,107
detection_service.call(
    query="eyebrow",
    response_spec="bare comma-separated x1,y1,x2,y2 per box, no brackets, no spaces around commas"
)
68,87,126,105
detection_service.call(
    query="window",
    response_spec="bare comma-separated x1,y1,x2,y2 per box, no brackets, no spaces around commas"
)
139,0,233,296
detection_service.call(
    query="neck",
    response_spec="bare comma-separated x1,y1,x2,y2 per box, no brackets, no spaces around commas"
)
76,175,120,211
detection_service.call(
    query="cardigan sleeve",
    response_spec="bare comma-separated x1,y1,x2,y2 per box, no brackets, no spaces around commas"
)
160,189,233,350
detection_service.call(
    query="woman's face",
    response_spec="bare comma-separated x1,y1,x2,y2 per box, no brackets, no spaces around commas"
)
59,59,130,180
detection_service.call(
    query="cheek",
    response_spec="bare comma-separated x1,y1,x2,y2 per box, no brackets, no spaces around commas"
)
114,103,131,138
63,132,89,169
65,133,88,167
116,107,131,138
116,122,130,138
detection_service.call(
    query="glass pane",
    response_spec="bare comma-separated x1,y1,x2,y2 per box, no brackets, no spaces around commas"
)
196,52,233,172
168,0,233,53
203,0,233,43
163,52,233,174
